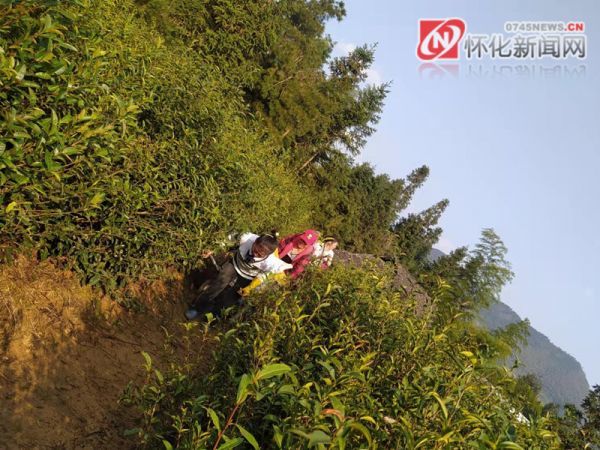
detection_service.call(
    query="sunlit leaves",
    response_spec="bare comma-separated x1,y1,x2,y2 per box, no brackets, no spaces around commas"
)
125,266,559,448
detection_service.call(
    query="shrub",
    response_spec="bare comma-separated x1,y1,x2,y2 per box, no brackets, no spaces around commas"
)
125,265,559,449
0,0,310,289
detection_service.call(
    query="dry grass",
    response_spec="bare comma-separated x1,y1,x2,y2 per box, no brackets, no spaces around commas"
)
0,256,99,353
0,255,212,449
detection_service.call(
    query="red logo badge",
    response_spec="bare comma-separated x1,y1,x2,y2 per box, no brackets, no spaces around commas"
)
417,18,467,61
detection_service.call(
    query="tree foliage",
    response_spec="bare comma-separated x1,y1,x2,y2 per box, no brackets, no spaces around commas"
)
124,266,561,449
310,159,428,254
0,0,407,287
552,384,600,448
393,198,449,271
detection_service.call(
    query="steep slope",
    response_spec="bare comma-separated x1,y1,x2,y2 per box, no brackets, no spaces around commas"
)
0,257,212,449
479,301,590,407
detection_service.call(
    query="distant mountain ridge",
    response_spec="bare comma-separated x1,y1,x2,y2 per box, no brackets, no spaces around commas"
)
430,248,590,407
479,301,589,407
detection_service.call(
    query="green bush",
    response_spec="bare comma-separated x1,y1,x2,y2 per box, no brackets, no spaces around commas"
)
124,266,560,449
0,0,311,289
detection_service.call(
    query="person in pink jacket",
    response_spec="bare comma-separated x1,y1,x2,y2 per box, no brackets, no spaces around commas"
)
278,229,319,279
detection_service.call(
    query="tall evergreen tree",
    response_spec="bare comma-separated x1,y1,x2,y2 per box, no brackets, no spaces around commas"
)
393,199,449,271
397,165,429,212
311,157,409,254
582,385,600,444
465,228,515,309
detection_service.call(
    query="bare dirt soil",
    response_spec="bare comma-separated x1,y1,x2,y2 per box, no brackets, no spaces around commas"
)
0,257,211,450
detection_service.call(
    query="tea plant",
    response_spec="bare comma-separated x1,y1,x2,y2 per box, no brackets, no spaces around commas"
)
1,0,312,289
126,265,560,449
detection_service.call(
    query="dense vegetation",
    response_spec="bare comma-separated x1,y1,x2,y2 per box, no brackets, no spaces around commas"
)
1,0,423,289
123,264,560,449
2,0,599,448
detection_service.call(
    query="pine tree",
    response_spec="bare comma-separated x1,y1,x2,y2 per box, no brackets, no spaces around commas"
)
465,228,515,308
393,199,449,271
582,385,600,445
311,158,407,254
397,165,429,212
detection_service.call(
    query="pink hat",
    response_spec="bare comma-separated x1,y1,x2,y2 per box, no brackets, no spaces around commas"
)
297,229,319,246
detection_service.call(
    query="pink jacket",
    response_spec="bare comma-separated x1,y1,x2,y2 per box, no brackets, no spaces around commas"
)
278,230,319,279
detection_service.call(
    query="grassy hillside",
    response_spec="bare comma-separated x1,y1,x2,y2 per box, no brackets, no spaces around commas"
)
1,0,314,289
1,0,425,290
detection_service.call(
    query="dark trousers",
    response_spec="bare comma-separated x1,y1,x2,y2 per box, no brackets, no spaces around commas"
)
192,261,251,316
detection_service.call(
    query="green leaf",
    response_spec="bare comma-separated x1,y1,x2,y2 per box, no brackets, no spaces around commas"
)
359,416,377,426
236,424,259,450
5,201,17,213
12,131,31,139
90,192,105,208
44,152,57,170
415,437,431,449
59,42,78,52
307,430,331,447
92,48,108,58
277,384,295,395
255,363,291,381
236,373,252,403
162,440,173,450
273,426,284,448
141,351,152,371
206,407,221,432
429,391,448,420
498,443,525,450
290,429,310,441
347,422,372,446
16,64,26,81
11,172,29,186
216,437,244,450
20,81,40,89
61,147,81,156
460,350,478,364
50,109,58,135
35,72,53,80
438,430,455,444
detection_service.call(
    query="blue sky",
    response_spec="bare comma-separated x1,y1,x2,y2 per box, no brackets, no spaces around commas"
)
326,0,599,386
